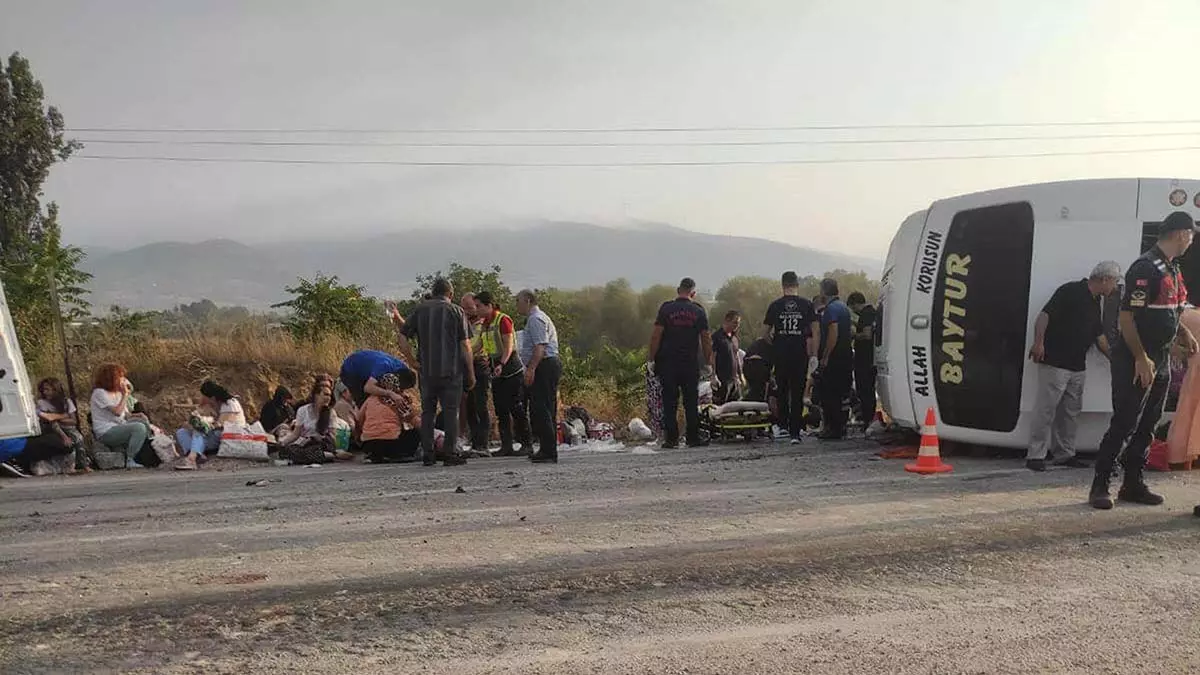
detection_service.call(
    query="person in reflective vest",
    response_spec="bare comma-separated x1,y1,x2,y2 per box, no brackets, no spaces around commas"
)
477,291,532,456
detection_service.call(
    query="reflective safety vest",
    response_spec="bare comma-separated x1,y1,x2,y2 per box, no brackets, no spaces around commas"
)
482,311,524,378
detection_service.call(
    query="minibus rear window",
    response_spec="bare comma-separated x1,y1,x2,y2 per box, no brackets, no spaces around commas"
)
932,202,1034,432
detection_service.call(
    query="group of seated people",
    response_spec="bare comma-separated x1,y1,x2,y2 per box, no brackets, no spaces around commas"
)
0,351,440,478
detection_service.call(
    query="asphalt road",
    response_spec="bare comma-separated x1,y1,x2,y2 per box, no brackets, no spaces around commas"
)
2,439,1200,674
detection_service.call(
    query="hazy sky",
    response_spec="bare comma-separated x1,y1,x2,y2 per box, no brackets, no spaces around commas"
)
5,0,1200,257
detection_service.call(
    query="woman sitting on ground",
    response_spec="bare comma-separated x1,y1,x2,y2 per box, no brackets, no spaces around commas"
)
175,381,246,469
89,364,153,461
36,377,91,473
276,384,352,463
357,371,421,463
259,386,296,437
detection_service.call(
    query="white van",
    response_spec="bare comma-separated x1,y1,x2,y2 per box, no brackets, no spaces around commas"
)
0,280,43,439
877,178,1200,451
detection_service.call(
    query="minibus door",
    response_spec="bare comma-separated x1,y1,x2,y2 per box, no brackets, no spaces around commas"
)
909,200,1036,433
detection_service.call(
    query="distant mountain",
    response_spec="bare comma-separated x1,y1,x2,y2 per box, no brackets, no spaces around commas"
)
80,223,881,311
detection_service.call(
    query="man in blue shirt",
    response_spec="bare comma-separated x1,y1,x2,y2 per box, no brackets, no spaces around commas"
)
339,350,415,407
517,289,562,464
816,278,854,440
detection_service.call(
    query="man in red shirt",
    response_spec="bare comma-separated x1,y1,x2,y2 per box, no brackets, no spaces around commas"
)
476,292,531,456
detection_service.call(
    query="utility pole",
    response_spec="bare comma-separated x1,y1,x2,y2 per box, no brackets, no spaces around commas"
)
47,269,81,429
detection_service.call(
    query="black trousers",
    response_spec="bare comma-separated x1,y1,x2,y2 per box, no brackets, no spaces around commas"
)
774,360,809,439
743,359,771,403
420,374,462,461
529,358,562,457
659,365,701,445
1095,346,1170,484
362,430,421,462
854,360,877,424
492,373,531,452
465,362,492,450
820,356,853,436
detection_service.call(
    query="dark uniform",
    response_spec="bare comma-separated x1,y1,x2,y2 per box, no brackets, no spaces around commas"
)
1093,242,1189,505
742,337,773,403
654,298,710,446
711,327,741,404
853,304,878,425
764,295,818,440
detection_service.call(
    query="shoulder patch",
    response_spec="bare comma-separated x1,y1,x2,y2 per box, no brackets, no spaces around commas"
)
1129,289,1147,307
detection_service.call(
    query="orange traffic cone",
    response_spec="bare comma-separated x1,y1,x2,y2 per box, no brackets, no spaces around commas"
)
905,407,952,474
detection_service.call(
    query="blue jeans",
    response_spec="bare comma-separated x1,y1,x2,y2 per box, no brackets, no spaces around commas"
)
176,428,220,456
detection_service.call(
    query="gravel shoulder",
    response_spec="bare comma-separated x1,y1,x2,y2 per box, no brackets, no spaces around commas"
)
2,440,1199,674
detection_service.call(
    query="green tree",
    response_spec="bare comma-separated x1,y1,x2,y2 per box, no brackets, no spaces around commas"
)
712,275,779,339
0,53,90,363
273,274,385,342
637,283,676,325
597,278,643,350
412,263,514,310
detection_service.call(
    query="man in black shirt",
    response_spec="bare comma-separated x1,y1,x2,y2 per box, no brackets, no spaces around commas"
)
650,278,714,449
711,310,742,404
1026,262,1120,472
764,271,819,444
1091,212,1199,509
846,293,878,428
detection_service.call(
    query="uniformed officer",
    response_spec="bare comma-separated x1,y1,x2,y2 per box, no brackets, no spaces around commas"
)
1090,211,1199,510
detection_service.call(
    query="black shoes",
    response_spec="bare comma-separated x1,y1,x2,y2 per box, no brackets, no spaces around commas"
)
1026,459,1046,472
686,439,710,449
1090,473,1165,509
1117,482,1164,506
1089,476,1114,510
530,453,558,464
661,441,679,450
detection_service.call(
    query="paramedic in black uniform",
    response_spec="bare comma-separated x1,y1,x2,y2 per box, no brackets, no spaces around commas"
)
763,271,819,444
846,292,877,427
1090,211,1199,510
649,278,714,449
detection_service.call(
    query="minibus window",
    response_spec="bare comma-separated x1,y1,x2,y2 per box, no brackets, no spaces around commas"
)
932,202,1034,432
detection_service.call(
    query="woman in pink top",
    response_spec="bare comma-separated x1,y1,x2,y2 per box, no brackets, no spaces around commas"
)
1167,308,1200,467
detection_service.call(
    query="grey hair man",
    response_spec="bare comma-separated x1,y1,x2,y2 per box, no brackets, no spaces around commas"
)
1026,260,1122,472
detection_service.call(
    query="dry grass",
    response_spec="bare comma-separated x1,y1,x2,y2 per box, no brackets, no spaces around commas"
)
38,326,634,435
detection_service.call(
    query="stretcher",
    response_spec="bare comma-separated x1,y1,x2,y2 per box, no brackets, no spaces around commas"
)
700,400,774,443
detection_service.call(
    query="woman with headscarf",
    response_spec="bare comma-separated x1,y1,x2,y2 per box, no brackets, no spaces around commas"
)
357,370,421,463
259,386,295,436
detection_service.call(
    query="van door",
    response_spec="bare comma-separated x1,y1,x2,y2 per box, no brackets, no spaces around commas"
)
909,201,1036,432
0,282,42,439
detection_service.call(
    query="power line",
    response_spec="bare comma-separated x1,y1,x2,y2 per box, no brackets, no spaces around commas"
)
70,129,1200,148
74,145,1200,167
65,118,1200,135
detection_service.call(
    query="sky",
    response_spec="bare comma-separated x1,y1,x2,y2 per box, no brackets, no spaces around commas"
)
4,0,1200,258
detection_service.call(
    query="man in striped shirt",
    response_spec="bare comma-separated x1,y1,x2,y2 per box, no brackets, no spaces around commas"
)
399,278,476,467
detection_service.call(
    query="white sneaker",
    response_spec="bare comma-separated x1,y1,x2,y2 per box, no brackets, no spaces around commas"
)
0,461,30,478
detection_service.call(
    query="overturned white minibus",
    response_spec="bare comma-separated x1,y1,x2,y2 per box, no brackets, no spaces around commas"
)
876,178,1200,451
